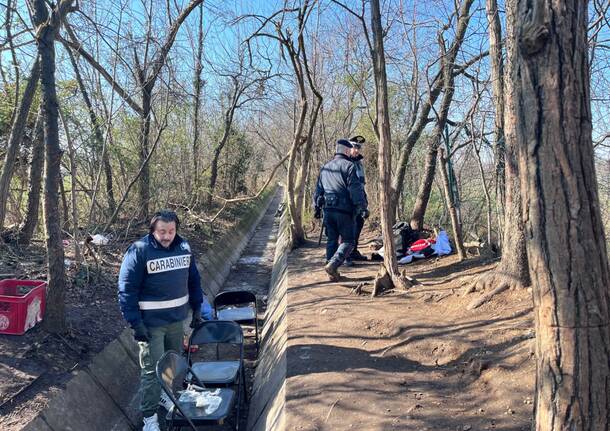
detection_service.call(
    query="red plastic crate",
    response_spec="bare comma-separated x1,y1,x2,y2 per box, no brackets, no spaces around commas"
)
0,279,47,335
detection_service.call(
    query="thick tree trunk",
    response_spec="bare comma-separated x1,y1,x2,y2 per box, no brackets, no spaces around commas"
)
439,148,466,260
485,0,505,207
286,110,307,247
0,58,40,230
30,0,72,334
475,0,529,293
494,156,529,283
286,96,308,247
371,0,410,291
18,108,44,244
511,1,610,429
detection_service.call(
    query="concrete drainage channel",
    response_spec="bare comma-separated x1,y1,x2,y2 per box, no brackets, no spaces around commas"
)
22,187,289,431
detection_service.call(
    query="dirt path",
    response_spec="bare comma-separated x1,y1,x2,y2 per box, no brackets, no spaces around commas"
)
285,241,535,431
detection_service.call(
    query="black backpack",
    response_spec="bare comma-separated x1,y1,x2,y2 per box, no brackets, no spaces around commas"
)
392,221,420,254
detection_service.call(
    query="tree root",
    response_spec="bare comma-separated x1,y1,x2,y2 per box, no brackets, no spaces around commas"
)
372,265,416,297
372,265,392,297
350,282,368,295
467,270,525,310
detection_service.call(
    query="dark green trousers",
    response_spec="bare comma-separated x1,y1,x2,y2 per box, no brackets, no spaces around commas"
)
138,319,185,417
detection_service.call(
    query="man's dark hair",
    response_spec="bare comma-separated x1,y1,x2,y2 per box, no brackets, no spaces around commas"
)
149,210,180,233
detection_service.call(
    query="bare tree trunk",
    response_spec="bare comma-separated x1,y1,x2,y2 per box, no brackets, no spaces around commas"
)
511,1,610,429
192,3,204,196
62,0,203,222
370,0,410,292
65,46,116,215
408,1,474,230
30,0,73,334
295,72,323,217
59,110,82,264
485,0,505,207
438,148,466,260
4,0,20,126
207,85,240,207
473,142,493,246
0,58,40,230
409,139,438,230
474,1,529,293
18,107,44,244
207,116,234,206
139,86,153,219
389,0,476,222
208,144,224,205
136,0,204,218
286,113,308,246
59,171,70,230
279,4,315,248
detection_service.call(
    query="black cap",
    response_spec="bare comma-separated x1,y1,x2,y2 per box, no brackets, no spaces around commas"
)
337,139,353,148
349,135,366,148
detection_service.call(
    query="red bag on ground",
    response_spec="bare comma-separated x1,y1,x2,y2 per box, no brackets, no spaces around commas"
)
408,238,436,253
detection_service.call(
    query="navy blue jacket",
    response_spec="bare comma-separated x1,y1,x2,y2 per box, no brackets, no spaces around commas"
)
351,154,366,185
314,153,367,214
351,154,368,206
118,233,212,328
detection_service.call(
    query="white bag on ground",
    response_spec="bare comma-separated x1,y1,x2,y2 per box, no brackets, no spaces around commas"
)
89,234,110,245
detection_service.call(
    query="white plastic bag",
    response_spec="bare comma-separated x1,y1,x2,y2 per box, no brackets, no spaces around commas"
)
178,388,222,415
90,234,110,245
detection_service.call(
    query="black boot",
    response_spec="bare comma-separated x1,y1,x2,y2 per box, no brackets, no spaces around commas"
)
350,249,368,261
324,262,341,282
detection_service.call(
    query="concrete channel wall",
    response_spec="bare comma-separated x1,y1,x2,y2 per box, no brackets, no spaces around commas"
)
22,187,277,431
246,195,290,431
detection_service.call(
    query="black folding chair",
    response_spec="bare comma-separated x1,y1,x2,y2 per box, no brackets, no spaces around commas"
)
214,290,259,355
156,350,236,431
187,321,246,427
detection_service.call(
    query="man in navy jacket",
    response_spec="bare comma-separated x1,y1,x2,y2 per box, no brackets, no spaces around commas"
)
118,210,212,431
314,139,368,281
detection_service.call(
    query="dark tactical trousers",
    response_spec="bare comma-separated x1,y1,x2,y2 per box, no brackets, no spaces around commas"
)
352,214,365,253
324,210,355,267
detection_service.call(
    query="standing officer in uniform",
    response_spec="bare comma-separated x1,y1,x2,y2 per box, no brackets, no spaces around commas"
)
118,210,213,431
348,135,368,262
314,139,368,281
